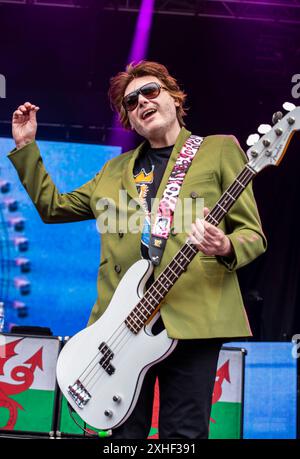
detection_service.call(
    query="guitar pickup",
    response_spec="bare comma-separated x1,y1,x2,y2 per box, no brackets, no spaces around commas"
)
99,341,115,375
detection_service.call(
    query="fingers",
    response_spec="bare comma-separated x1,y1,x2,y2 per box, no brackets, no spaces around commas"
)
190,221,204,244
195,218,220,238
188,200,232,255
19,102,40,113
191,221,221,244
13,102,40,118
203,207,210,217
189,233,203,248
189,214,226,255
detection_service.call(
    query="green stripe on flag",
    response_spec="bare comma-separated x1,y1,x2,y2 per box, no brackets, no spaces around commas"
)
0,389,55,433
209,401,242,439
59,396,85,435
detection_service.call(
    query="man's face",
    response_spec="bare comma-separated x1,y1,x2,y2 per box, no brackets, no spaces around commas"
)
123,75,180,140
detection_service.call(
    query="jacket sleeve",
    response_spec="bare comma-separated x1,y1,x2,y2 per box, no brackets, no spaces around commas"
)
217,135,267,271
8,140,105,223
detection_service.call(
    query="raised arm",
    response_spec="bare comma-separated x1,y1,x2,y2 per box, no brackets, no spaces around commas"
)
9,102,103,223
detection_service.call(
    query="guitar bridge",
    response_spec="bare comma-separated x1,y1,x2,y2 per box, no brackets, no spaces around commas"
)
68,379,91,409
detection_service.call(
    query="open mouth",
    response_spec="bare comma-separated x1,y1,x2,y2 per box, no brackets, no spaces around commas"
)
141,108,157,120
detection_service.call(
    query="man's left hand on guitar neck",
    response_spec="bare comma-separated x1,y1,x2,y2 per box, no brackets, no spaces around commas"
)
189,207,233,257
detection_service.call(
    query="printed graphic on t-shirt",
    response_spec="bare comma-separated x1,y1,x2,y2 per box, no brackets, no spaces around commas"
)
134,166,154,250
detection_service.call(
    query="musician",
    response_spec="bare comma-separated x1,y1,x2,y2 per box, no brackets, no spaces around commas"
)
9,61,266,439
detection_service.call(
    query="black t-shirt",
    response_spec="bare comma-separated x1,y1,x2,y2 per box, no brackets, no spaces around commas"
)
133,143,173,259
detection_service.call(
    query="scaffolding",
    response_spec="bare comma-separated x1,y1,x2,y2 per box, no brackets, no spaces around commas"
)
1,0,300,24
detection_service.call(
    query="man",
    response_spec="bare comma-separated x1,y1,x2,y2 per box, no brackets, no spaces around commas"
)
9,61,266,439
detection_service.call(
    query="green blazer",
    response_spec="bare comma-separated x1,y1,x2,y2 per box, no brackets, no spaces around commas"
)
8,127,267,339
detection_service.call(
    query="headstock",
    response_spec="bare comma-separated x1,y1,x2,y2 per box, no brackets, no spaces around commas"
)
246,106,300,172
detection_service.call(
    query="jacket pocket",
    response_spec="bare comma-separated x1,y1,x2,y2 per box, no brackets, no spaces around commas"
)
184,171,216,185
197,255,225,278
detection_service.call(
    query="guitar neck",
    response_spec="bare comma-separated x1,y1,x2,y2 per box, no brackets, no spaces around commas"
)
125,163,257,334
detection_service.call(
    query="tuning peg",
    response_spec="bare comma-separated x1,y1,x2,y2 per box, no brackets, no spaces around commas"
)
272,111,283,125
246,133,260,147
283,102,296,112
262,138,271,147
288,116,296,125
258,124,272,134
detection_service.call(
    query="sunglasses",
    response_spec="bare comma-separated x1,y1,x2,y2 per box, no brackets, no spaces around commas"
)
122,82,167,112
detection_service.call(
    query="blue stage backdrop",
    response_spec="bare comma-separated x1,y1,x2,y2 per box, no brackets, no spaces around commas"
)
227,342,297,439
0,137,121,336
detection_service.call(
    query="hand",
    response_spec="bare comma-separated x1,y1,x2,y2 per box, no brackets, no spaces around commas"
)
188,207,233,257
12,101,40,149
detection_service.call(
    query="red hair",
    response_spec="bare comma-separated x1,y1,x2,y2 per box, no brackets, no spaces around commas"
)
108,60,187,130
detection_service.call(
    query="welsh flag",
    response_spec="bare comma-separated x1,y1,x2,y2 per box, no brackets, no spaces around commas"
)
0,334,60,434
209,347,245,439
148,347,245,439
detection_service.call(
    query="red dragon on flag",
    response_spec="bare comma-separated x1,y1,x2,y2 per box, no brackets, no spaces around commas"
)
210,359,231,424
0,338,43,430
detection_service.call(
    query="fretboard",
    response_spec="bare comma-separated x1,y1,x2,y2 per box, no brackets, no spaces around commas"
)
125,163,257,334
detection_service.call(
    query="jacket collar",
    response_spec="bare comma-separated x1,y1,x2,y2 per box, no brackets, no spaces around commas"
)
122,126,192,204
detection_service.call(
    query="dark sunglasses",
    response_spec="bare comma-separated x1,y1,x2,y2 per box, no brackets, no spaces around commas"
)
122,82,167,112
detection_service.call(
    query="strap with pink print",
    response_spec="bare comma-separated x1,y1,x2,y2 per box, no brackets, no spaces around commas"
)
149,135,203,266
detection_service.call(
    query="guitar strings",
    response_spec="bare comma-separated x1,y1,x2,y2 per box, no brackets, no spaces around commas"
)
78,240,196,392
75,161,259,394
76,165,255,393
76,163,256,391
83,242,196,392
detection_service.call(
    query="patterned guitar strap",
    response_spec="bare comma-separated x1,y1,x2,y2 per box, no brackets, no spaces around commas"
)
149,134,204,266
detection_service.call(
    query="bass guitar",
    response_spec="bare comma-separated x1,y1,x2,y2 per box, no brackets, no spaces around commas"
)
56,106,300,431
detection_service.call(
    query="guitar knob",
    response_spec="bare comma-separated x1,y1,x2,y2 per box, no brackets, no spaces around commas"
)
251,150,259,158
275,128,283,136
104,409,113,417
288,116,295,125
272,111,283,125
113,395,122,403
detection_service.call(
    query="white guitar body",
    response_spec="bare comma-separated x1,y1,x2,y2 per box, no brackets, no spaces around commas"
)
56,259,177,430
